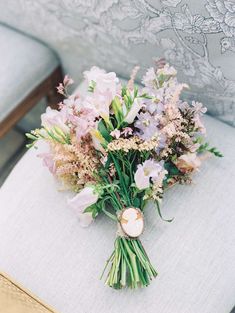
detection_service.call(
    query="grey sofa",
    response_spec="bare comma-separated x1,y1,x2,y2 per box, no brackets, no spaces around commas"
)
0,23,62,137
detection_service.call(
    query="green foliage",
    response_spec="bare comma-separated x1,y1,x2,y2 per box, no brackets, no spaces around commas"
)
197,142,223,157
26,126,70,148
111,96,124,127
88,80,96,92
98,120,112,142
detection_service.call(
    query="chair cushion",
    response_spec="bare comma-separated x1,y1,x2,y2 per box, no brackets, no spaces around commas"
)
0,82,235,313
0,24,59,122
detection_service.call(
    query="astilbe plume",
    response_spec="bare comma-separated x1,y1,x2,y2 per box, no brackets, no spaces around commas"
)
51,134,100,191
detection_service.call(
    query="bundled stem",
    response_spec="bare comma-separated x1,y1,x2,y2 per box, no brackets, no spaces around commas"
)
101,236,157,289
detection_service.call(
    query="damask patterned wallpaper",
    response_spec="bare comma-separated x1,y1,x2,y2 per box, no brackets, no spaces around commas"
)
0,0,234,126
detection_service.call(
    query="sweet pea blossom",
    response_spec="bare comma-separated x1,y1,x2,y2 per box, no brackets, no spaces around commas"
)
84,66,119,98
75,108,97,140
83,91,113,121
175,153,201,173
134,159,164,190
84,66,105,84
68,186,99,226
135,112,159,140
41,107,69,133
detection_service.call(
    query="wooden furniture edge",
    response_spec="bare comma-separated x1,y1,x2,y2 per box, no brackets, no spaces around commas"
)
0,66,63,138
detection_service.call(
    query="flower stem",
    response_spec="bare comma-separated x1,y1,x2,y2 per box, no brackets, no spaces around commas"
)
102,236,157,289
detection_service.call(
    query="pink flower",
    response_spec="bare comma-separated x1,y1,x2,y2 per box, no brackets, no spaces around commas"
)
37,153,56,174
121,127,133,137
175,153,201,173
134,159,164,190
63,75,74,87
68,186,99,227
75,108,97,140
56,83,65,95
192,101,207,114
193,114,206,134
41,107,69,133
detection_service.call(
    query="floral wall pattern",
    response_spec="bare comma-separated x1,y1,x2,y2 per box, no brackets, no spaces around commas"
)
0,0,234,126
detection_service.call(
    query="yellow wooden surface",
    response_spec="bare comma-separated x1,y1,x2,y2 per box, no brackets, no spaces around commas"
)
0,272,59,313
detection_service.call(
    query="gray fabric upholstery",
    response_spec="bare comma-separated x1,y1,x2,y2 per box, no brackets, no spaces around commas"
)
0,80,234,313
0,1,234,126
0,23,59,122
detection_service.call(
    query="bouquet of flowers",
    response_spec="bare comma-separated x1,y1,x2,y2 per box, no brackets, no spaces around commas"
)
26,60,222,289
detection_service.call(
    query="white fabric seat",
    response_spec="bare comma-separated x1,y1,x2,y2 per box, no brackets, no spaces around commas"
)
0,81,235,313
0,23,59,122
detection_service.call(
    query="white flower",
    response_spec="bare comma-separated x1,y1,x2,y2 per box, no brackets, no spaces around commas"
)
110,129,121,139
83,91,112,120
41,107,69,133
84,66,105,84
68,186,99,226
134,159,164,190
84,66,119,98
124,98,144,124
142,67,156,88
90,126,106,153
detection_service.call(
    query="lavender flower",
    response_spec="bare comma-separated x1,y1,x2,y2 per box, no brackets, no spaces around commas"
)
135,112,159,140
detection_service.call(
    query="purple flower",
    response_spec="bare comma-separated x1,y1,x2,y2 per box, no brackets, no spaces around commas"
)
145,98,164,115
135,112,159,140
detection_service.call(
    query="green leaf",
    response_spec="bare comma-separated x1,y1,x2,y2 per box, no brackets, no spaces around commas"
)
25,133,38,140
208,147,223,158
121,85,127,97
164,162,180,176
123,173,130,187
133,198,140,208
134,86,138,98
98,120,112,142
88,80,96,92
111,96,124,127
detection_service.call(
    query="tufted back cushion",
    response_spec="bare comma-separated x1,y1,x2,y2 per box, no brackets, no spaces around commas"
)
0,0,234,126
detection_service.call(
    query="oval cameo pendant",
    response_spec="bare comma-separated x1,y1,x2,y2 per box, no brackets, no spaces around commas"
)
119,207,144,238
